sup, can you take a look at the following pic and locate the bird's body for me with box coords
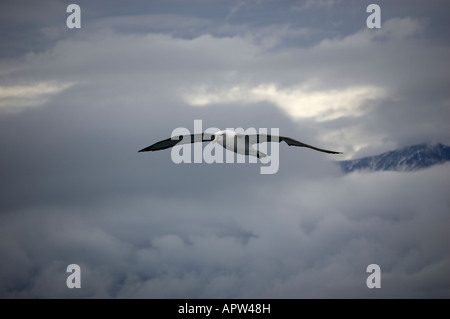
[213,130,266,158]
[138,129,342,157]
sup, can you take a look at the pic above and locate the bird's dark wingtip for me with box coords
[138,147,151,152]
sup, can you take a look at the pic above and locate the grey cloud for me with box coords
[1,164,449,298]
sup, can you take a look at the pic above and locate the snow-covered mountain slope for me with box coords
[338,143,450,173]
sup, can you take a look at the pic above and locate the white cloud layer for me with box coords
[0,82,74,112]
[185,83,386,121]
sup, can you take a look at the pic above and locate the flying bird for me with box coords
[138,130,342,158]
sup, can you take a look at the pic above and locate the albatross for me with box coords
[138,129,342,158]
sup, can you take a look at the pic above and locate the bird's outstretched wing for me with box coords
[242,134,343,154]
[138,133,214,152]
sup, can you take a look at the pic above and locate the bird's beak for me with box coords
[212,139,216,144]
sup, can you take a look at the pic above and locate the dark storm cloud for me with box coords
[0,0,449,298]
[6,13,449,155]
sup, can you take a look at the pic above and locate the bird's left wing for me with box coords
[138,133,214,152]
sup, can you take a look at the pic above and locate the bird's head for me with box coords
[212,131,223,144]
[212,130,235,144]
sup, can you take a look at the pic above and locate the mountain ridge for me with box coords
[338,143,450,173]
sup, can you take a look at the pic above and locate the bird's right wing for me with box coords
[242,134,343,154]
[278,136,343,154]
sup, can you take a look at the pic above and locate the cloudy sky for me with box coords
[0,0,449,298]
